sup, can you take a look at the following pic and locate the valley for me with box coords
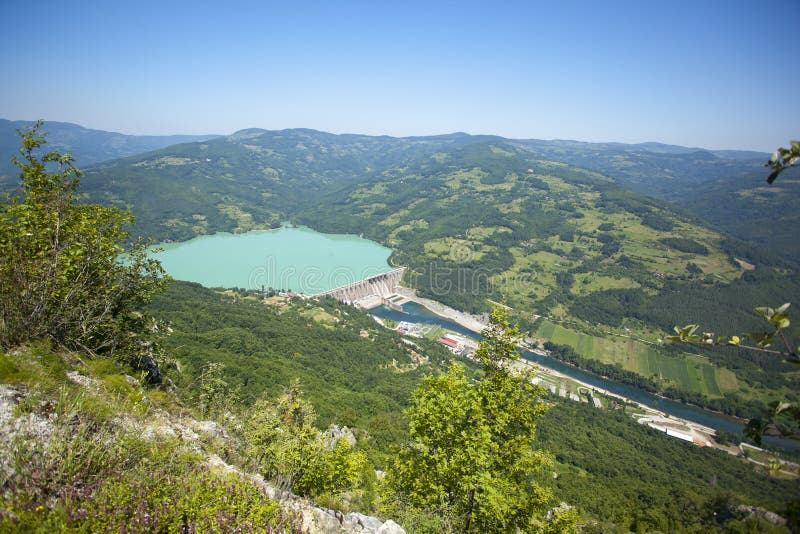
[371,294,800,453]
[3,123,796,420]
[3,4,798,531]
[2,121,798,532]
[143,281,799,531]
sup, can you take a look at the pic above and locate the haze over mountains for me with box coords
[0,119,219,180]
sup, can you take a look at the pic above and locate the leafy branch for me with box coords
[669,304,799,445]
[667,303,798,365]
[766,140,800,184]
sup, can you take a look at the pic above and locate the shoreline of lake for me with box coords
[150,226,394,293]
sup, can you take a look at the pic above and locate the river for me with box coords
[372,301,800,452]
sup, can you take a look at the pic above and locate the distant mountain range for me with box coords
[0,119,219,185]
[2,119,798,416]
[1,120,794,261]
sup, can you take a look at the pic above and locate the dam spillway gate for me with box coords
[314,268,405,309]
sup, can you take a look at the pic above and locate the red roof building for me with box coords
[437,337,459,348]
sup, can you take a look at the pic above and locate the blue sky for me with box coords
[0,0,797,150]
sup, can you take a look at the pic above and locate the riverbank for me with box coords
[391,289,727,448]
[373,286,800,456]
[394,287,488,333]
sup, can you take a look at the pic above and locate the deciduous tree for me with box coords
[389,306,567,532]
[245,381,367,498]
[0,121,166,371]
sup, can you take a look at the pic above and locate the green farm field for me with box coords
[534,319,736,397]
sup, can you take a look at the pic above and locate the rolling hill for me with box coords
[292,139,800,414]
[14,123,799,415]
[510,137,800,261]
[0,119,219,190]
[50,124,798,262]
[76,129,487,241]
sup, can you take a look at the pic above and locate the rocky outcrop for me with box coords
[0,384,56,446]
[207,454,404,534]
[2,374,404,534]
[325,424,357,448]
[729,504,786,527]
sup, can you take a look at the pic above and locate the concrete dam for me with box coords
[314,268,405,308]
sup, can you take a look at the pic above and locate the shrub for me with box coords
[0,122,167,374]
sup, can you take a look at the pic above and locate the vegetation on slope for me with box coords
[62,125,800,414]
[510,138,800,262]
[387,307,571,533]
[537,400,799,533]
[3,282,795,531]
[147,281,454,455]
[297,142,741,314]
[0,343,298,532]
[295,140,798,413]
[0,119,218,188]
[147,281,799,532]
[0,121,168,376]
[76,129,484,241]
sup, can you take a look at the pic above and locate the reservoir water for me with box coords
[372,301,800,452]
[152,226,393,293]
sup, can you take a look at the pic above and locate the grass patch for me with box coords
[537,320,556,339]
[703,364,722,397]
[423,237,487,262]
[717,368,739,393]
[465,225,512,240]
[572,274,641,295]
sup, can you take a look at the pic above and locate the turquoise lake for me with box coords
[152,227,393,293]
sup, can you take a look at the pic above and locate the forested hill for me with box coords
[74,128,488,241]
[6,121,791,260]
[511,137,767,196]
[0,119,219,189]
[509,138,800,262]
[53,123,797,261]
[146,282,800,533]
[17,123,800,415]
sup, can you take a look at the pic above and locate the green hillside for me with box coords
[146,281,455,453]
[47,127,800,414]
[0,119,219,188]
[5,282,797,532]
[77,129,481,241]
[7,122,797,261]
[295,140,800,413]
[534,318,736,399]
[297,141,744,316]
[510,138,800,262]
[151,282,800,531]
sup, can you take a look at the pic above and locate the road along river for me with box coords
[372,299,800,453]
